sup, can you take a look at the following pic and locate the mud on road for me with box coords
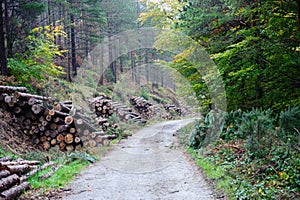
[62,119,214,200]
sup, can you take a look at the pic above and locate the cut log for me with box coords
[59,142,66,150]
[45,115,52,122]
[38,164,63,181]
[69,127,76,134]
[54,110,69,117]
[57,125,67,133]
[65,116,73,125]
[50,123,58,130]
[0,181,31,199]
[74,137,81,144]
[0,171,10,179]
[13,107,22,114]
[0,86,28,92]
[0,174,20,193]
[20,162,55,182]
[88,140,97,148]
[0,161,40,167]
[43,141,51,150]
[56,134,64,143]
[0,157,12,162]
[50,139,57,146]
[65,145,74,151]
[31,104,43,115]
[28,98,43,106]
[16,92,54,101]
[65,134,74,144]
[7,164,31,175]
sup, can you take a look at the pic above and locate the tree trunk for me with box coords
[131,51,136,82]
[145,49,149,83]
[70,12,77,76]
[297,0,300,32]
[0,0,8,75]
[119,55,124,73]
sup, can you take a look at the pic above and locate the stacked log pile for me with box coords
[91,95,146,124]
[111,102,146,124]
[0,86,82,151]
[0,85,117,151]
[129,96,158,120]
[92,96,114,119]
[163,104,182,116]
[0,156,58,199]
[0,109,34,155]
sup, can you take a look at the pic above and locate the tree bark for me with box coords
[0,174,20,193]
[297,0,300,32]
[70,12,77,76]
[0,0,8,76]
[0,181,30,199]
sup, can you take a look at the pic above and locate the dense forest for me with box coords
[0,0,300,199]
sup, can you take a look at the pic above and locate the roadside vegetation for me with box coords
[179,107,300,199]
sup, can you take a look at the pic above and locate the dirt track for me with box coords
[62,119,213,200]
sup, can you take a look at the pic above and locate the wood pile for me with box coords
[91,95,146,123]
[0,86,83,151]
[0,156,59,200]
[0,86,124,151]
[111,102,146,124]
[129,96,158,120]
[91,95,114,119]
[163,104,182,116]
[0,109,35,155]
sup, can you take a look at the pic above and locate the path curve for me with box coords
[62,119,213,200]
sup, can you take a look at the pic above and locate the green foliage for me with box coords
[29,160,89,189]
[220,109,244,141]
[140,87,150,100]
[279,106,300,133]
[185,148,235,198]
[240,109,275,158]
[67,152,96,163]
[142,0,300,112]
[186,107,300,199]
[8,26,65,91]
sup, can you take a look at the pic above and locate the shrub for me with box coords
[140,88,150,100]
[279,106,300,133]
[238,109,275,158]
[220,109,244,141]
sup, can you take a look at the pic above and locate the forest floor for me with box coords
[59,119,214,200]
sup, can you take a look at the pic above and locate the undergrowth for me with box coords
[183,106,300,199]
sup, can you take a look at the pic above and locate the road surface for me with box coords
[62,119,214,200]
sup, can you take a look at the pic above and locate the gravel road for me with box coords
[62,119,214,200]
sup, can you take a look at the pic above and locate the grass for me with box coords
[177,123,235,199]
[186,148,235,198]
[28,160,89,190]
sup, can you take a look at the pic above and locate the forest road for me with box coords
[62,119,214,200]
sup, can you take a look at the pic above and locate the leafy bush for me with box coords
[8,25,65,91]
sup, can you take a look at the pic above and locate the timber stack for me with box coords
[163,104,182,116]
[129,96,158,120]
[0,156,58,199]
[91,95,114,119]
[0,85,117,151]
[110,102,146,124]
[91,95,146,124]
